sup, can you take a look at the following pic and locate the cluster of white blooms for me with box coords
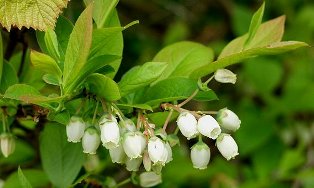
[65,113,173,176]
[176,108,241,169]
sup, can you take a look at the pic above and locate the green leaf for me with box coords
[116,103,153,112]
[0,62,18,93]
[0,0,69,31]
[89,27,123,78]
[30,51,62,79]
[47,110,70,125]
[4,84,60,109]
[55,16,74,63]
[44,29,61,61]
[118,62,168,96]
[191,41,308,79]
[18,167,33,188]
[0,32,3,84]
[84,0,119,28]
[40,123,85,188]
[244,2,265,48]
[4,169,49,188]
[42,74,60,86]
[140,77,218,106]
[152,41,214,81]
[85,73,121,101]
[63,4,93,94]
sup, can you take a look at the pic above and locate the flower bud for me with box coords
[0,133,15,158]
[82,127,100,154]
[176,112,198,140]
[66,116,86,143]
[99,113,117,125]
[190,141,210,169]
[100,120,120,149]
[119,118,136,134]
[84,155,100,172]
[217,108,241,132]
[109,145,126,164]
[143,150,152,171]
[214,69,237,84]
[125,157,142,171]
[139,172,162,188]
[123,131,146,159]
[197,115,221,139]
[148,137,168,165]
[165,142,173,164]
[216,134,239,160]
[167,134,180,147]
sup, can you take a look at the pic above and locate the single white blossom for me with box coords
[214,69,237,84]
[66,116,86,143]
[176,112,198,139]
[100,120,120,149]
[216,134,239,160]
[0,133,15,158]
[82,127,101,154]
[197,115,221,139]
[139,172,162,188]
[190,141,210,169]
[122,131,146,159]
[125,157,142,171]
[217,108,241,132]
[109,145,126,164]
[148,137,168,165]
[99,113,117,125]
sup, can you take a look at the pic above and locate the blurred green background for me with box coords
[1,0,314,187]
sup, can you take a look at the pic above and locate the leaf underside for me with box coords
[0,0,69,31]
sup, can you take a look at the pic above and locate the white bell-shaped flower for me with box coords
[139,172,162,188]
[217,108,241,132]
[66,116,86,143]
[109,145,126,164]
[216,134,239,160]
[0,133,15,158]
[125,157,142,171]
[120,118,137,134]
[82,127,101,154]
[165,142,173,164]
[214,69,237,84]
[197,115,221,139]
[176,111,198,139]
[190,141,210,169]
[122,131,146,159]
[100,120,120,149]
[148,137,168,165]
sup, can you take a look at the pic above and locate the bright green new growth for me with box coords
[0,0,69,31]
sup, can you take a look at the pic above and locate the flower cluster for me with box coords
[177,108,241,169]
[65,113,173,175]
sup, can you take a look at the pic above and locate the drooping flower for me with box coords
[197,115,221,139]
[217,108,241,132]
[147,137,168,165]
[216,134,239,160]
[100,120,120,149]
[120,118,137,134]
[109,145,126,164]
[176,112,198,139]
[165,142,173,164]
[190,141,210,170]
[66,116,86,143]
[82,127,101,154]
[122,131,146,159]
[125,157,142,171]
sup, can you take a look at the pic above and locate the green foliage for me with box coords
[39,123,85,188]
[17,167,33,188]
[4,169,49,188]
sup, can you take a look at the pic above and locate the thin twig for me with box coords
[178,89,199,107]
[163,109,173,131]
